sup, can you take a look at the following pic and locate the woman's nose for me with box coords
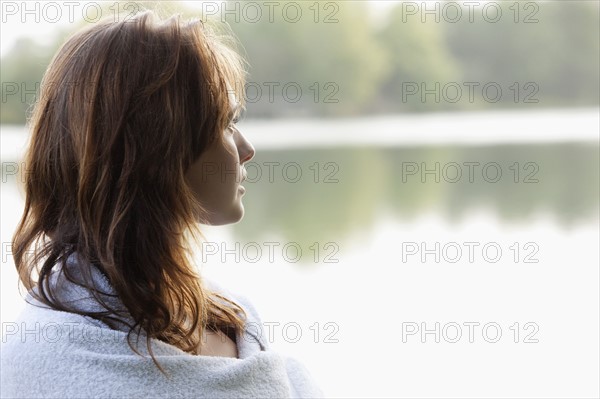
[237,130,255,164]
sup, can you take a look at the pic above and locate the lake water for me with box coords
[1,110,598,397]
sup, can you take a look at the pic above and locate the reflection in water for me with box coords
[234,143,599,250]
[3,134,597,261]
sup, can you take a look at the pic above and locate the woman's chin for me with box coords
[229,204,245,224]
[203,204,245,226]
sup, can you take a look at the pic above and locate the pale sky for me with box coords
[0,1,396,57]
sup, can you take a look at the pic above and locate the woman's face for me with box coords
[185,94,255,225]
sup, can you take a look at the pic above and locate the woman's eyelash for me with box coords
[232,108,245,124]
[227,120,238,133]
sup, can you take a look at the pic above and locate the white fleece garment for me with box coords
[0,254,324,398]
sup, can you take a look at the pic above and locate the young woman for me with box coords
[1,11,323,398]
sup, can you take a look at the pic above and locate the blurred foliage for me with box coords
[443,1,600,109]
[229,1,388,117]
[376,6,463,112]
[1,0,599,123]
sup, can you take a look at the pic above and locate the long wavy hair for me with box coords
[11,10,248,373]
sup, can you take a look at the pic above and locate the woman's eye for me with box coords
[228,117,240,131]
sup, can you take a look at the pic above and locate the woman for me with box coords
[1,10,323,399]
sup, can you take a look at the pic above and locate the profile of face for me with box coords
[185,92,255,226]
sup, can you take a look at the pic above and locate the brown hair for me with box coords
[11,10,248,373]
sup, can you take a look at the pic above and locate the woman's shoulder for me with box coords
[202,277,272,354]
[1,297,181,398]
[1,284,325,398]
[203,278,262,319]
[0,299,104,397]
[202,278,325,397]
[1,295,129,360]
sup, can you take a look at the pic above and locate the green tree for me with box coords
[377,3,463,113]
[444,1,600,108]
[229,1,388,117]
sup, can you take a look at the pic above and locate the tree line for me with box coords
[1,0,598,124]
